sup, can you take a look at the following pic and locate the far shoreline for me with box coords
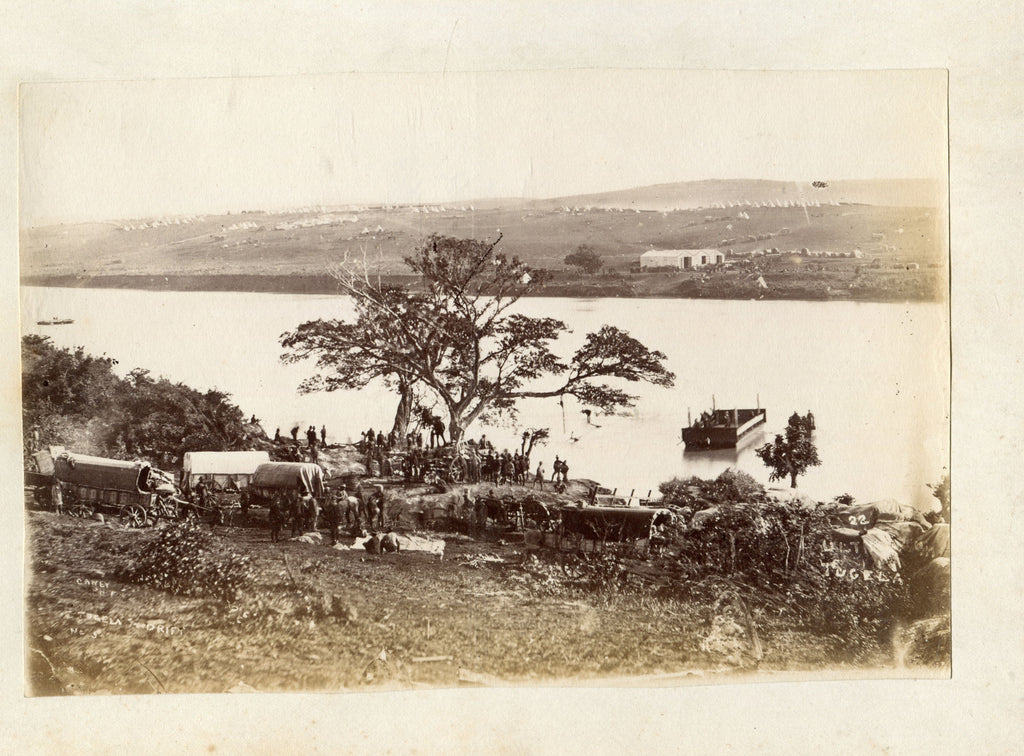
[19,274,944,304]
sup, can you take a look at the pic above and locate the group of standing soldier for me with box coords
[551,455,569,484]
[272,424,327,462]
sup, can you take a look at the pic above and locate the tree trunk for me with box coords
[790,471,798,488]
[390,380,413,437]
[448,418,465,448]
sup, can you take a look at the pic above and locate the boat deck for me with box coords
[682,408,766,450]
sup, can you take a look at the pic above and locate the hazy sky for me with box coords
[19,69,947,226]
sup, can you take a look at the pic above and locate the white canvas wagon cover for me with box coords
[183,450,270,486]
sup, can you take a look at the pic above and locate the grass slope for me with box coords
[21,181,945,296]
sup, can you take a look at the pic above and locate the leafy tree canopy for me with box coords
[282,234,674,443]
[22,335,251,465]
[755,411,821,488]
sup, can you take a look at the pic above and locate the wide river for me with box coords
[21,287,949,509]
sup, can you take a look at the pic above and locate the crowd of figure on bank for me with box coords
[265,414,576,492]
[354,426,571,490]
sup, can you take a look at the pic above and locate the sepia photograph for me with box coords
[18,69,950,697]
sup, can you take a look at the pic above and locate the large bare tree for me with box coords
[282,234,675,444]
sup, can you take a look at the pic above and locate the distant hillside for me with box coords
[20,179,946,287]
[541,178,943,212]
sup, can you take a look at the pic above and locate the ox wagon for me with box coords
[181,450,270,494]
[247,462,328,534]
[248,462,325,502]
[556,506,673,554]
[52,452,181,526]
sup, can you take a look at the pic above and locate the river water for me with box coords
[21,287,948,508]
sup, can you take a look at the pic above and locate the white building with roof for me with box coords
[640,248,723,270]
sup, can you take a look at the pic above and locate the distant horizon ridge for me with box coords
[25,177,943,229]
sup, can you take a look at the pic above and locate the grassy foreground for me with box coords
[25,492,945,696]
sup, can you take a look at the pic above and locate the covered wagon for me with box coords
[557,505,673,553]
[182,450,270,493]
[52,452,179,526]
[248,462,325,505]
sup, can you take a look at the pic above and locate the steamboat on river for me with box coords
[682,402,768,451]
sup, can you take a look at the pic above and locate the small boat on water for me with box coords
[37,318,74,326]
[682,402,767,450]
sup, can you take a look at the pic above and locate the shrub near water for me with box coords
[117,522,253,601]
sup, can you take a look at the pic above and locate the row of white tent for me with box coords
[120,215,205,232]
[411,205,474,213]
[274,214,360,231]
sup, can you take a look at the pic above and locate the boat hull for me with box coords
[682,408,766,450]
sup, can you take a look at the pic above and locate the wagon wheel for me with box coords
[445,458,465,483]
[120,503,148,528]
[64,494,94,518]
[149,498,174,523]
[68,501,95,518]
